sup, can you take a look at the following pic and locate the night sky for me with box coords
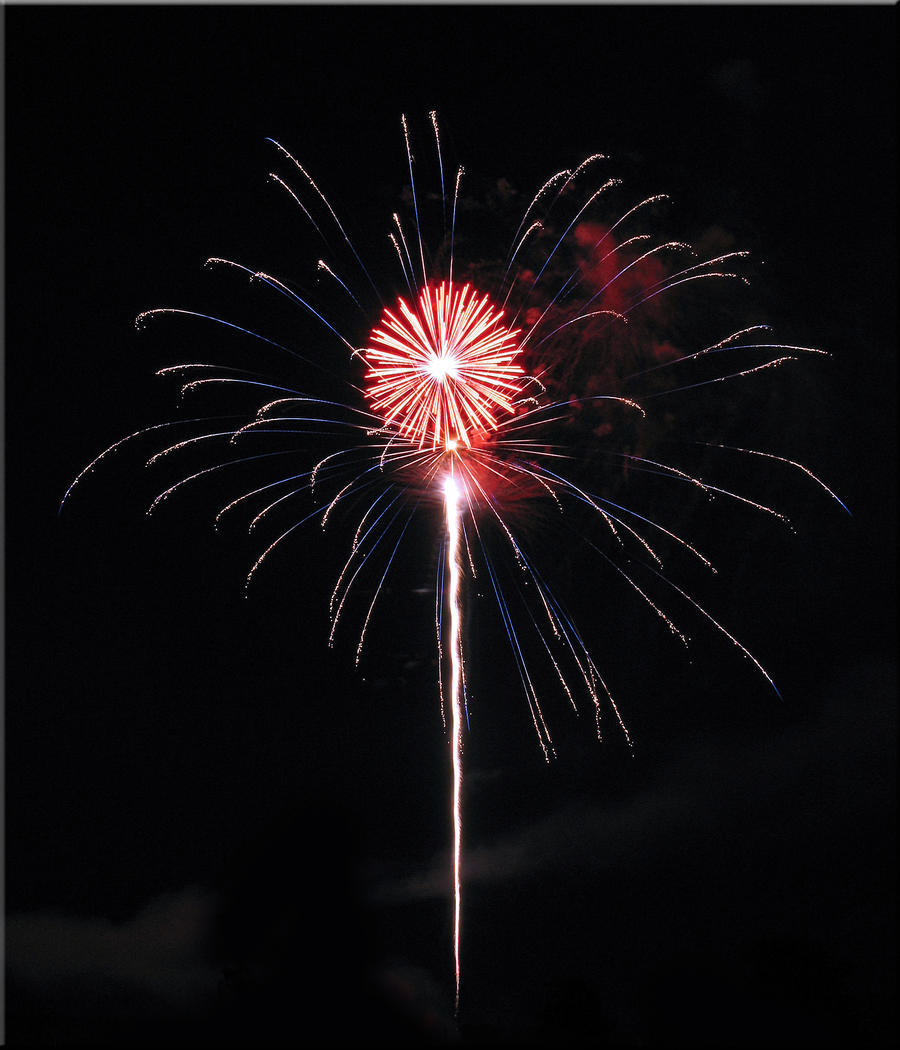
[5,4,897,1047]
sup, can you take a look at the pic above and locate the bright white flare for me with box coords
[427,353,460,382]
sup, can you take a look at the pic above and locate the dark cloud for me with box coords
[6,886,220,1009]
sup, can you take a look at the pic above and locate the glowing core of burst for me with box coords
[427,353,460,382]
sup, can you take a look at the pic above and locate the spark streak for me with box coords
[444,473,464,1012]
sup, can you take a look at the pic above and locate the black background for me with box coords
[5,4,897,1046]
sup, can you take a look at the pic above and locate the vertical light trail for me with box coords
[444,473,464,1012]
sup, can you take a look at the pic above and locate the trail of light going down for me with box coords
[444,473,464,1012]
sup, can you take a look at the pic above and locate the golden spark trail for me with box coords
[444,473,464,1012]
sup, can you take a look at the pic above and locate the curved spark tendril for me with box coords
[64,114,847,1013]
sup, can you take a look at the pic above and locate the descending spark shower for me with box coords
[64,114,847,1011]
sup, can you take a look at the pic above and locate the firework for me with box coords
[444,474,464,1009]
[363,281,525,450]
[63,113,847,1010]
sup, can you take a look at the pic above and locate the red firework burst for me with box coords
[361,280,526,449]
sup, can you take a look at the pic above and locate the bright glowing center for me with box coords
[427,353,460,382]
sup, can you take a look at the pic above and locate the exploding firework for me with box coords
[363,281,526,450]
[63,113,847,1010]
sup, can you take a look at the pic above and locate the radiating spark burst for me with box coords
[62,113,848,1013]
[362,281,525,450]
